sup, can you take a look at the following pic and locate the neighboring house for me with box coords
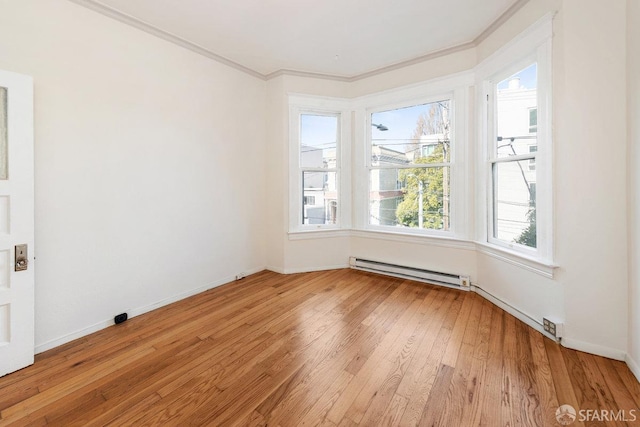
[370,133,448,229]
[408,133,446,162]
[495,76,538,243]
[369,145,408,226]
[301,146,337,224]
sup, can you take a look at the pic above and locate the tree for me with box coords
[395,103,450,230]
[514,207,536,247]
[406,102,448,151]
[396,147,446,229]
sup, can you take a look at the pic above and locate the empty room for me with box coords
[0,0,639,425]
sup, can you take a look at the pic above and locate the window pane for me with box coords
[300,114,337,168]
[302,171,337,225]
[496,63,537,159]
[371,100,451,166]
[0,87,7,180]
[369,167,403,226]
[493,160,536,248]
[369,166,450,231]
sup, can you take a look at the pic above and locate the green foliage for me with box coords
[514,207,536,248]
[394,103,450,230]
[395,145,447,229]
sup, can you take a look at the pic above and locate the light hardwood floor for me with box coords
[0,269,639,426]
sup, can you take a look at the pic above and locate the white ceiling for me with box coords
[77,0,523,79]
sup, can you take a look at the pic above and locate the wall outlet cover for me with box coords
[114,313,128,324]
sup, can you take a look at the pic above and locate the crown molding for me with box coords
[265,69,351,82]
[265,40,476,83]
[473,0,532,45]
[67,0,531,83]
[66,0,265,80]
[350,41,476,82]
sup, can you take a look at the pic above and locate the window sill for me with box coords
[288,229,352,240]
[475,241,557,278]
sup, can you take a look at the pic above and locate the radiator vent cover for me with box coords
[349,257,469,290]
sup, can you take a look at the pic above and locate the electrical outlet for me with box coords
[114,313,128,325]
[543,317,563,338]
[460,276,470,288]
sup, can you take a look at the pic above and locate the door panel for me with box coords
[0,69,35,378]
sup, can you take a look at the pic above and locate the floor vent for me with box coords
[349,257,470,290]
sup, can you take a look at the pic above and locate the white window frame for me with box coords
[352,73,472,240]
[365,94,456,237]
[475,14,553,264]
[288,95,351,233]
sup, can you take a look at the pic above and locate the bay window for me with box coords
[286,16,553,275]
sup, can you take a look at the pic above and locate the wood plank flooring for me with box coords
[1,269,639,426]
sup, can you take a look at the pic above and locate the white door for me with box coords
[0,69,35,377]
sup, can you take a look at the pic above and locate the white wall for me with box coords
[0,0,267,351]
[265,76,287,272]
[553,0,628,357]
[627,0,640,379]
[351,236,476,281]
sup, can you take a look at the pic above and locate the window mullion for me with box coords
[489,154,536,164]
[371,162,451,170]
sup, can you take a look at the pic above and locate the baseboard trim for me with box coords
[625,354,640,383]
[472,283,626,361]
[472,285,624,362]
[36,318,112,355]
[560,337,626,361]
[35,266,265,354]
[265,265,285,274]
[471,284,559,343]
[281,264,349,274]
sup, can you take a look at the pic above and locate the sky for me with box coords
[300,114,337,149]
[497,62,537,90]
[371,102,444,145]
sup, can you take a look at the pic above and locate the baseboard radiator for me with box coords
[349,257,470,290]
